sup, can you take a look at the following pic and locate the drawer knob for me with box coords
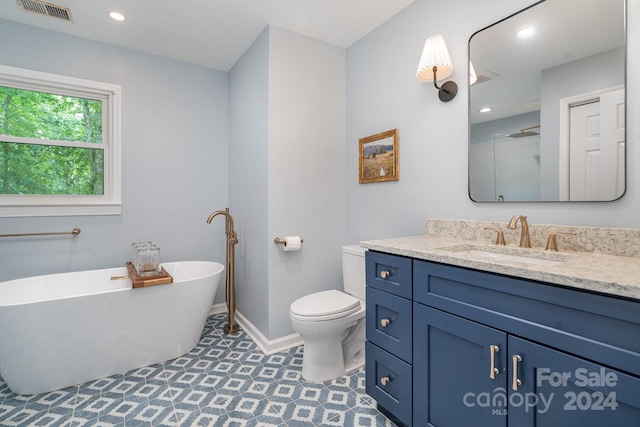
[380,270,390,279]
[380,376,390,386]
[380,318,390,327]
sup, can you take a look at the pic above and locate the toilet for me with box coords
[289,245,367,382]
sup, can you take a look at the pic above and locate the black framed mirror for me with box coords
[469,0,626,202]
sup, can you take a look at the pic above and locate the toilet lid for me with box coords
[290,289,361,320]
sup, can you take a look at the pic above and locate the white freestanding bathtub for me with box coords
[0,261,224,395]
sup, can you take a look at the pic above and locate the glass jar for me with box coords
[131,239,150,264]
[135,244,161,277]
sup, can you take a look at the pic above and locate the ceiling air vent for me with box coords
[16,0,73,22]
[474,69,499,85]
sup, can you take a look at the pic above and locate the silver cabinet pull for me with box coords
[489,345,500,379]
[380,318,390,327]
[380,270,390,279]
[512,355,523,390]
[380,376,390,386]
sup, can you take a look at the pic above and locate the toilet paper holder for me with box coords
[274,236,304,246]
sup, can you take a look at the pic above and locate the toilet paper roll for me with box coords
[282,236,302,252]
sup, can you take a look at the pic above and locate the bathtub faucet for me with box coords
[207,208,239,334]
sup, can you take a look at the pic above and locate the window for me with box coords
[0,65,121,217]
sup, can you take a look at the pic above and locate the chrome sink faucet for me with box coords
[507,215,531,248]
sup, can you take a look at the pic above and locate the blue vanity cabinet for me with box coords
[507,336,640,426]
[365,251,413,426]
[365,251,640,426]
[413,305,640,426]
[412,259,640,427]
[413,304,508,427]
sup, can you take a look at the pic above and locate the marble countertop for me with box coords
[361,234,640,301]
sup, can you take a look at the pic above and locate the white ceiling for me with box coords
[0,0,415,71]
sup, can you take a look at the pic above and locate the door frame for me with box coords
[558,84,624,201]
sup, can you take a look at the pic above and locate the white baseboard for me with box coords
[209,303,227,315]
[208,305,303,355]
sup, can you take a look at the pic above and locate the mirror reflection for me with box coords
[469,0,625,202]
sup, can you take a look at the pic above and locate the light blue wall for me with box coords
[229,26,346,339]
[0,19,231,306]
[346,0,640,244]
[267,27,346,339]
[470,111,541,145]
[229,28,270,336]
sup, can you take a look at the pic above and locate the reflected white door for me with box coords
[569,88,625,200]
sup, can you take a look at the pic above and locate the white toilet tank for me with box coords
[341,245,367,300]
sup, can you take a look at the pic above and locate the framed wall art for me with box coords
[359,129,399,184]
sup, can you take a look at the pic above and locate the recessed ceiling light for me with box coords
[479,107,493,113]
[108,11,126,22]
[516,27,535,39]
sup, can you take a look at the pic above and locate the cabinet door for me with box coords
[508,336,640,426]
[413,304,507,427]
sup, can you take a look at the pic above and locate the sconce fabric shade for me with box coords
[416,34,454,82]
[469,61,478,85]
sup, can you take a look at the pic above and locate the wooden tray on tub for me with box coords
[126,262,173,288]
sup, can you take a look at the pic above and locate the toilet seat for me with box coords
[290,289,361,322]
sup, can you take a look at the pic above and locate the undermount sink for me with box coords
[438,244,572,267]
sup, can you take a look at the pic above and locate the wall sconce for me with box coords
[416,34,458,102]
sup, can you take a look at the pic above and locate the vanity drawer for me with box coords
[365,341,412,427]
[366,251,412,299]
[366,287,412,363]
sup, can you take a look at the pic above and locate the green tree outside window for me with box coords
[0,86,104,196]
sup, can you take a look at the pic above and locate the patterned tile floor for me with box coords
[0,313,396,427]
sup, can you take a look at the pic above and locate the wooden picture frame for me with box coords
[359,129,399,183]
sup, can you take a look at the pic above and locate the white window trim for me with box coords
[0,65,121,217]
